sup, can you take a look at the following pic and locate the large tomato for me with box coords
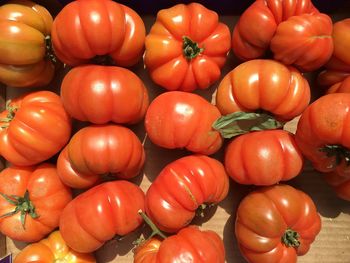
[59,180,145,253]
[236,184,321,263]
[13,230,95,263]
[215,59,310,121]
[51,0,145,67]
[144,3,231,92]
[145,155,229,233]
[0,164,72,242]
[0,0,55,87]
[324,170,350,201]
[295,93,350,174]
[0,91,71,166]
[144,91,223,155]
[57,124,145,189]
[134,226,225,263]
[61,65,149,124]
[225,130,303,185]
[232,0,333,71]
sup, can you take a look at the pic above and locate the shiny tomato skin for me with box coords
[59,180,145,253]
[57,124,145,189]
[144,3,231,92]
[51,0,145,67]
[134,226,225,263]
[236,184,321,263]
[145,155,229,233]
[14,230,96,263]
[0,91,72,166]
[0,0,55,87]
[0,164,72,242]
[330,18,350,67]
[295,93,350,173]
[225,130,303,185]
[215,59,310,121]
[61,65,149,124]
[144,91,223,155]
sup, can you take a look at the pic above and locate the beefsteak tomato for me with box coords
[0,163,72,242]
[59,180,145,253]
[0,0,55,87]
[57,124,145,189]
[145,155,229,233]
[0,90,71,166]
[236,184,321,263]
[61,65,149,124]
[225,130,303,185]
[324,170,350,201]
[144,3,231,92]
[14,230,95,263]
[51,0,145,67]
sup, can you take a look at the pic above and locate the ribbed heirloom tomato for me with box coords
[51,0,145,67]
[145,155,229,233]
[61,65,149,124]
[59,180,145,253]
[324,170,350,201]
[144,2,231,92]
[134,226,225,263]
[0,0,55,87]
[0,164,72,242]
[14,231,96,263]
[57,124,145,189]
[236,184,321,263]
[0,90,71,166]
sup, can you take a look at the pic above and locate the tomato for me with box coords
[0,163,72,242]
[0,91,71,166]
[61,65,149,124]
[51,0,145,67]
[232,0,333,71]
[59,180,145,253]
[144,91,223,155]
[13,230,95,263]
[225,130,303,185]
[215,59,310,121]
[324,170,350,201]
[57,124,145,189]
[134,226,225,263]
[236,184,321,263]
[328,18,350,68]
[0,0,55,87]
[295,93,350,174]
[144,3,231,92]
[145,155,229,233]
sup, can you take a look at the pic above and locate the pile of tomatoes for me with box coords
[0,0,350,262]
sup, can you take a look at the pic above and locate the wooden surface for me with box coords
[1,10,350,263]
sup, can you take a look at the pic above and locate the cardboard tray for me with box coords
[1,1,350,262]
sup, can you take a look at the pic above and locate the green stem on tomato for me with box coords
[138,210,167,240]
[281,228,300,248]
[0,100,17,128]
[319,144,350,167]
[182,36,204,60]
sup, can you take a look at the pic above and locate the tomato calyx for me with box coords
[182,36,204,60]
[0,100,18,129]
[195,203,214,218]
[282,228,300,248]
[45,36,58,64]
[212,111,285,139]
[0,190,39,229]
[320,144,350,167]
[91,55,116,66]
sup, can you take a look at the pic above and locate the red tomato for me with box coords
[324,170,350,201]
[134,226,225,263]
[225,130,303,185]
[145,155,229,233]
[61,65,149,124]
[57,124,145,189]
[0,91,71,166]
[232,0,333,71]
[59,180,145,253]
[144,3,231,92]
[295,93,350,174]
[236,184,321,263]
[14,230,95,263]
[144,91,223,155]
[51,0,145,67]
[0,0,55,87]
[215,59,310,121]
[0,163,72,242]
